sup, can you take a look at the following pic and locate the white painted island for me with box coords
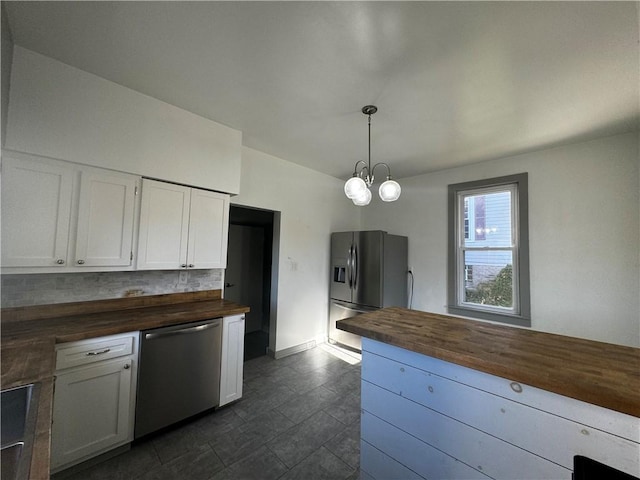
[337,308,640,480]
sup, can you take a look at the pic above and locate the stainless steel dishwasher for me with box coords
[134,318,222,439]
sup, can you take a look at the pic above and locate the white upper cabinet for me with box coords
[1,154,75,267]
[137,180,190,270]
[75,168,138,267]
[137,179,229,270]
[1,151,140,272]
[187,188,230,269]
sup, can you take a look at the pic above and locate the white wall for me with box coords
[5,47,242,194]
[363,132,640,347]
[233,146,360,354]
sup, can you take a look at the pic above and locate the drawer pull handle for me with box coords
[124,364,131,370]
[86,348,111,356]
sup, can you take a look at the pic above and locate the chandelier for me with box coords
[344,105,401,206]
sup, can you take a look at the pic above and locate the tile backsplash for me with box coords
[1,269,224,308]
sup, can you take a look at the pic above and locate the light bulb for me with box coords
[344,177,367,199]
[379,179,401,202]
[352,187,372,206]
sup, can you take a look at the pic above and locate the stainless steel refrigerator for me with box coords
[329,230,408,351]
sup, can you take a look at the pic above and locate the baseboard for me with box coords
[271,339,317,359]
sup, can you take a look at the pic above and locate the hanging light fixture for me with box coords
[344,105,401,206]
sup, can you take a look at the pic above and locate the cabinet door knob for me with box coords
[56,259,65,265]
[77,259,85,265]
[188,264,194,268]
[181,264,187,268]
[124,364,130,370]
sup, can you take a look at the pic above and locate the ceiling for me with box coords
[4,1,639,180]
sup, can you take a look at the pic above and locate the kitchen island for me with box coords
[337,307,640,480]
[1,290,249,480]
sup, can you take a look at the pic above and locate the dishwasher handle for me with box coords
[144,321,220,340]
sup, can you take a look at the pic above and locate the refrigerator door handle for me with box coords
[353,243,359,290]
[347,244,353,288]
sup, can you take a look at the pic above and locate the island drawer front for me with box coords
[55,332,136,370]
[361,381,571,479]
[362,350,640,476]
[361,410,490,480]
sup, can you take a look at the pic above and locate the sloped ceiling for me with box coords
[4,1,639,180]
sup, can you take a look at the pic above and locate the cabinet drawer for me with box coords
[56,333,136,370]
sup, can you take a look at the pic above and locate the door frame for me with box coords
[226,204,280,357]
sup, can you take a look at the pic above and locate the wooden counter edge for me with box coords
[30,378,53,480]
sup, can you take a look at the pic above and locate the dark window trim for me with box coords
[447,173,531,327]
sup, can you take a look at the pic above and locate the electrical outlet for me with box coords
[287,257,298,271]
[179,271,188,285]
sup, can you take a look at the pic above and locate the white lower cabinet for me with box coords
[51,332,139,473]
[219,314,245,406]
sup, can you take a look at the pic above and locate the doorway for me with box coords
[225,205,276,360]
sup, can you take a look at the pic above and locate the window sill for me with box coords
[447,305,531,327]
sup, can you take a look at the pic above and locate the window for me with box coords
[448,173,530,326]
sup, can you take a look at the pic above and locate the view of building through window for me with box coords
[461,190,513,309]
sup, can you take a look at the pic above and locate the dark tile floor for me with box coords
[56,344,362,480]
[244,330,270,361]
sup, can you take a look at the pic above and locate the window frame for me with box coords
[457,184,519,315]
[447,173,531,327]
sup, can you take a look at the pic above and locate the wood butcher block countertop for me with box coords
[1,290,249,480]
[337,307,640,418]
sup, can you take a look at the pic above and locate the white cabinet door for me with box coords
[1,151,141,272]
[136,179,190,269]
[219,314,245,406]
[75,168,138,267]
[51,357,134,471]
[187,188,230,269]
[1,154,74,267]
[137,178,230,270]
